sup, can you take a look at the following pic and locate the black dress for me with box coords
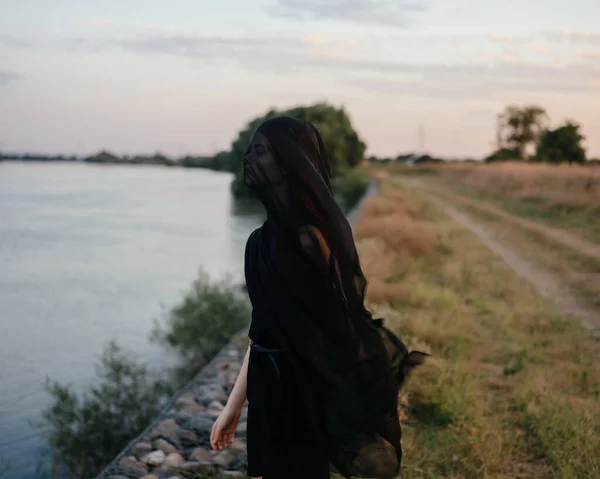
[246,221,330,479]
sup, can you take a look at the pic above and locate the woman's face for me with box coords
[243,131,287,188]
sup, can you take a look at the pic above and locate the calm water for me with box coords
[0,161,264,478]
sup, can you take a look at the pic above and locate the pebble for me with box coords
[131,442,153,459]
[189,447,212,462]
[181,414,215,435]
[152,438,178,455]
[118,456,148,477]
[180,461,217,474]
[179,429,198,446]
[208,400,225,411]
[163,452,184,469]
[141,450,165,467]
[150,419,181,448]
[212,449,237,468]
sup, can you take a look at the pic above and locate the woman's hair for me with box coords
[250,116,369,319]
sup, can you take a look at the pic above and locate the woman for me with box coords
[210,117,425,479]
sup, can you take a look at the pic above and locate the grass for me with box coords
[454,199,600,309]
[392,162,600,243]
[352,173,600,478]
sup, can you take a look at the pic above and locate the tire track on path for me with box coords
[404,178,600,331]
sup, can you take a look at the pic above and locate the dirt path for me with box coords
[403,178,600,330]
[421,179,600,261]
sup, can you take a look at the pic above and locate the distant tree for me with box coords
[84,151,122,164]
[484,147,520,163]
[498,105,548,160]
[534,121,587,164]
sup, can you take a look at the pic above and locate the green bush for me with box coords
[151,268,251,368]
[41,341,174,479]
[334,166,370,212]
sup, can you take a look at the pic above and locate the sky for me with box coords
[1,0,599,159]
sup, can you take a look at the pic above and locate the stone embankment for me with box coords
[95,181,377,479]
[96,333,250,479]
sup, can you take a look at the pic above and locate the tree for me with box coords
[228,102,367,196]
[498,105,548,160]
[484,147,519,163]
[534,120,587,164]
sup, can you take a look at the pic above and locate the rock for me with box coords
[142,450,166,467]
[163,452,184,469]
[118,456,148,477]
[152,438,178,455]
[222,472,248,478]
[189,446,211,462]
[236,420,247,435]
[197,385,228,405]
[182,414,214,435]
[140,475,160,479]
[132,442,153,459]
[180,461,217,474]
[181,401,205,416]
[206,408,222,418]
[150,419,181,448]
[208,400,225,411]
[179,428,199,446]
[212,449,237,468]
[107,476,130,479]
[175,393,197,407]
[229,438,246,452]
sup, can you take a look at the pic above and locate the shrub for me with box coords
[151,268,251,369]
[41,341,174,479]
[334,166,370,211]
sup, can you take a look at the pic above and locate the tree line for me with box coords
[365,105,597,166]
[487,105,595,164]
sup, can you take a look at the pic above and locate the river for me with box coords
[0,161,264,479]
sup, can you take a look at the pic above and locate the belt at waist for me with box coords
[249,339,284,354]
[249,340,284,383]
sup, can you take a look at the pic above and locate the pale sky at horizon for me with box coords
[1,0,599,159]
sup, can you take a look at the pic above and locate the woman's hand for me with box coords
[210,404,243,450]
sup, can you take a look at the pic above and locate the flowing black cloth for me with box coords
[243,117,403,478]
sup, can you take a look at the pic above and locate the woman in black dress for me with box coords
[210,117,426,479]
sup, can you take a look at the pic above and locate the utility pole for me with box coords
[418,124,425,154]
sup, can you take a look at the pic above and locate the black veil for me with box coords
[243,117,404,478]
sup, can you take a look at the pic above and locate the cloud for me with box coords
[545,30,600,45]
[0,35,31,48]
[58,29,600,100]
[580,48,600,60]
[269,0,427,26]
[0,70,23,86]
[529,42,552,54]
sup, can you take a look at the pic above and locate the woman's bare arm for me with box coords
[210,345,250,450]
[226,344,250,412]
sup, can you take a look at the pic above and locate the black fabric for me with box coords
[246,346,329,479]
[243,117,403,479]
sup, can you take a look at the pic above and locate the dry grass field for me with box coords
[350,175,600,479]
[393,162,600,243]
